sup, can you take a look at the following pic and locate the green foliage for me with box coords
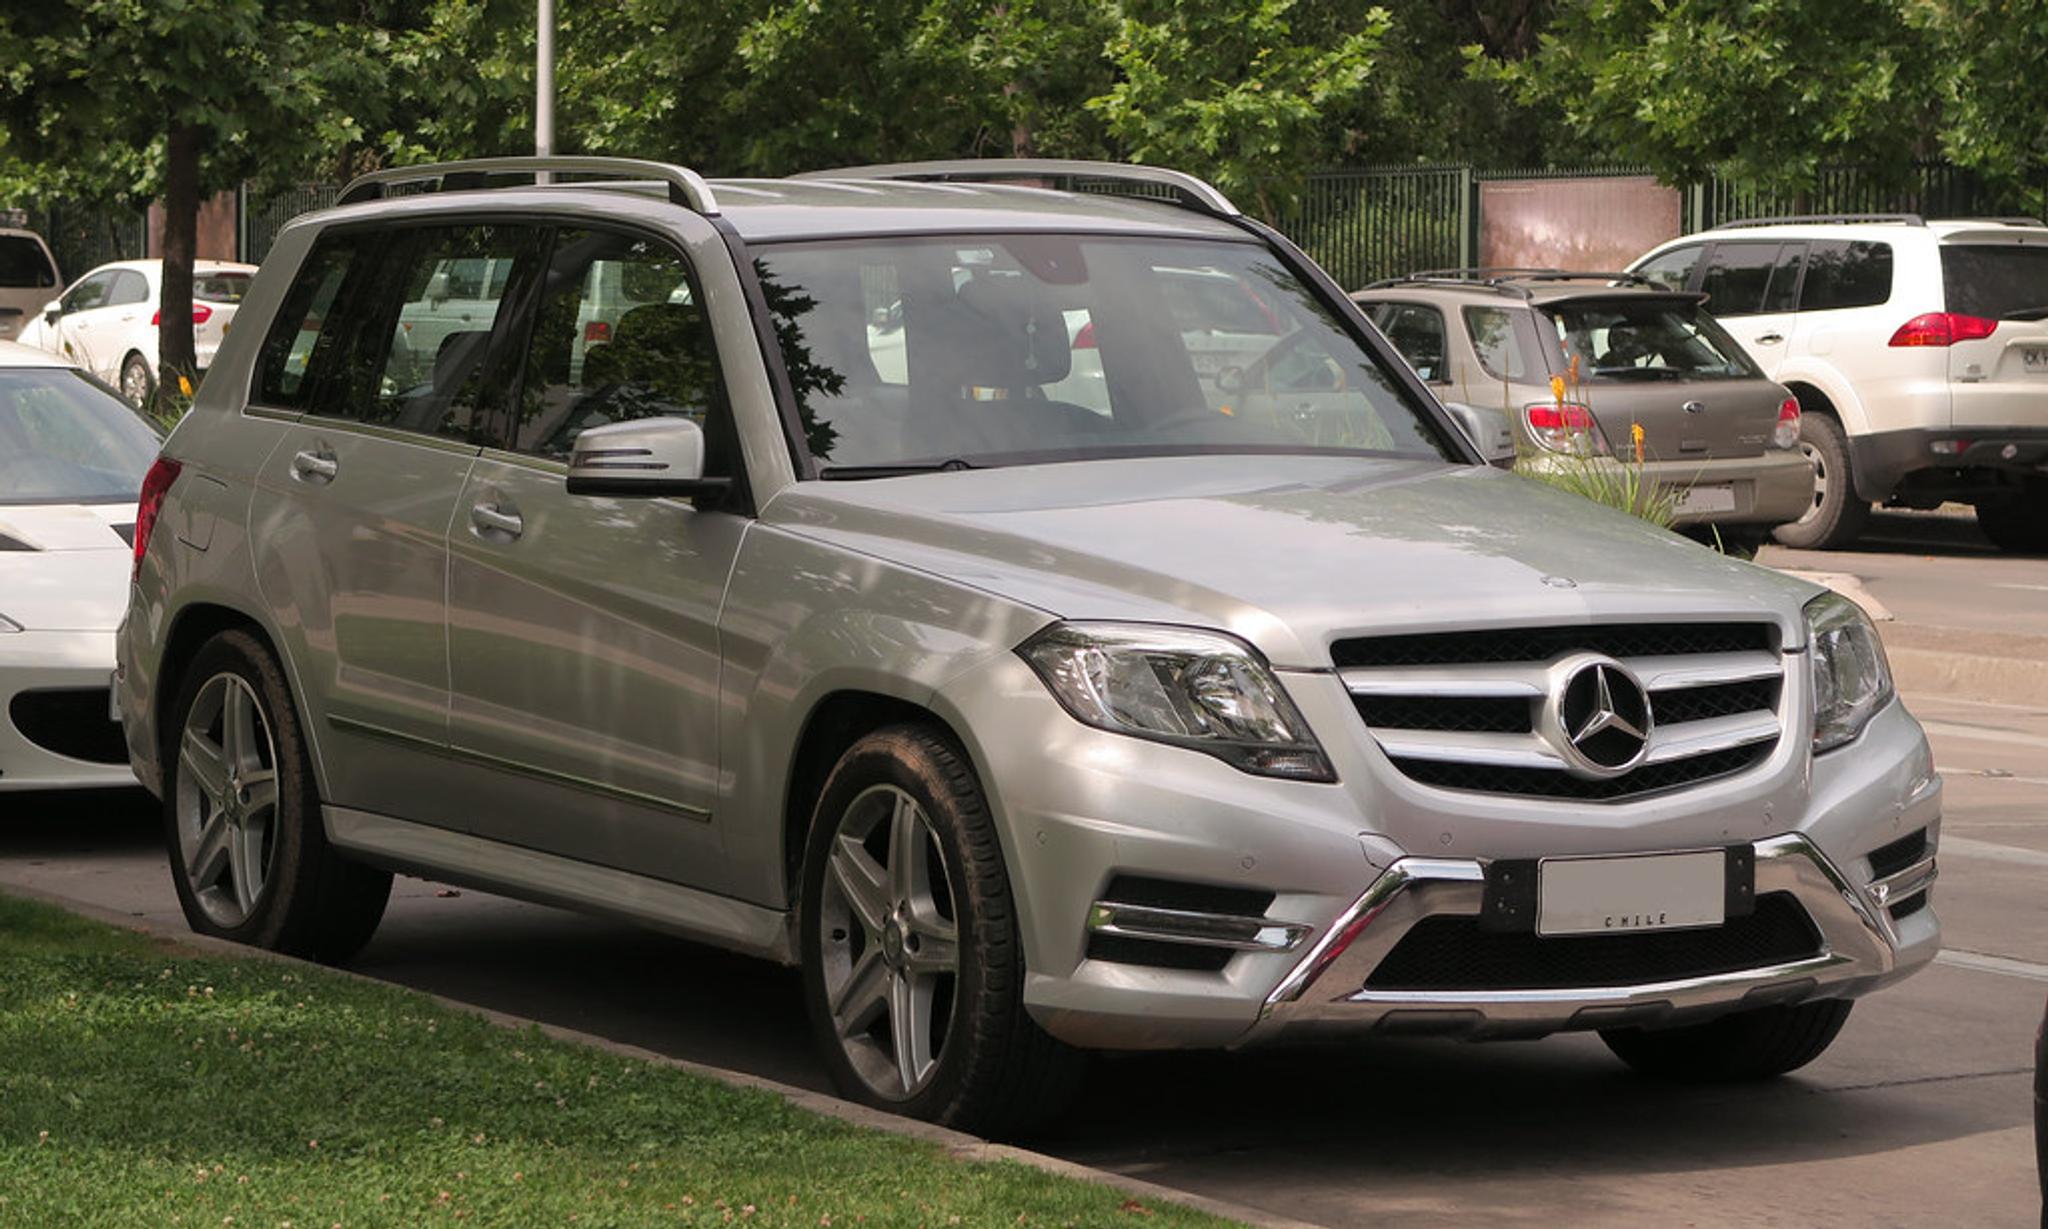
[1923,0,2048,195]
[1489,0,1943,197]
[1088,0,1391,214]
[1517,453,1681,529]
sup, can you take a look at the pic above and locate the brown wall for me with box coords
[146,190,238,262]
[1479,176,1681,272]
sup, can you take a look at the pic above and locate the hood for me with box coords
[761,456,1820,668]
[0,502,135,632]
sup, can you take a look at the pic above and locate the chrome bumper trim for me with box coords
[1248,833,1917,1042]
[1086,901,1309,952]
[1868,855,1937,907]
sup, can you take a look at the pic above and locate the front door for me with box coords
[444,223,744,887]
[53,270,117,373]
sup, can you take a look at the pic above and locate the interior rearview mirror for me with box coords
[1442,401,1518,469]
[565,417,730,499]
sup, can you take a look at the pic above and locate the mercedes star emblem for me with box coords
[1539,654,1654,779]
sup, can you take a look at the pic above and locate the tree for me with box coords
[1922,0,2048,202]
[1086,0,1391,215]
[0,2,398,410]
[1489,0,1942,197]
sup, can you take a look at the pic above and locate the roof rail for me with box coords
[1360,267,1654,298]
[1940,215,2048,228]
[793,159,1240,218]
[336,156,720,214]
[1709,213,1923,230]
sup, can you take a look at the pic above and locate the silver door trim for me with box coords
[324,804,791,963]
[325,712,712,822]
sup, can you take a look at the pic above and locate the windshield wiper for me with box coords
[817,458,981,480]
[2002,305,2048,321]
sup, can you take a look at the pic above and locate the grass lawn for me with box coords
[0,892,1238,1228]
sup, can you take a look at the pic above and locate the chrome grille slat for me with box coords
[1643,711,1781,764]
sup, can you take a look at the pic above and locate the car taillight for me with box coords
[132,457,182,581]
[584,320,611,342]
[1887,312,1997,347]
[149,305,214,327]
[1773,397,1801,449]
[1072,321,1097,349]
[1523,402,1610,456]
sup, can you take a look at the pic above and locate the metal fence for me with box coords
[5,200,149,283]
[239,184,342,265]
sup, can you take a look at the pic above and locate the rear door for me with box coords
[1697,241,1804,377]
[1937,235,2048,431]
[246,221,542,829]
[444,222,742,887]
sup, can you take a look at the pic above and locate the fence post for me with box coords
[236,183,249,263]
[1457,166,1474,269]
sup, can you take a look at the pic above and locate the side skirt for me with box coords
[324,805,796,965]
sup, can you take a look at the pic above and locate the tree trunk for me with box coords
[1004,82,1036,158]
[156,121,200,415]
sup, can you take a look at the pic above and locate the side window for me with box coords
[1760,243,1806,313]
[1800,241,1894,311]
[254,237,358,408]
[1368,302,1449,383]
[1634,245,1702,292]
[61,272,114,314]
[1462,305,1534,381]
[109,270,150,307]
[1696,243,1779,317]
[499,228,728,467]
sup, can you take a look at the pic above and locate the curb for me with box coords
[0,879,1326,1229]
[1881,622,2048,710]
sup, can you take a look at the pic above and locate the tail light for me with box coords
[132,457,183,581]
[1887,312,1996,347]
[1072,320,1097,349]
[1773,397,1801,449]
[1523,402,1610,456]
[149,304,214,327]
[584,320,611,343]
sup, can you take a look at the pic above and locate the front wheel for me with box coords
[1772,413,1870,550]
[799,724,1083,1136]
[119,352,155,409]
[163,628,391,963]
[1601,998,1853,1081]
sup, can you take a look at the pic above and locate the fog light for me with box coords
[1929,439,1968,456]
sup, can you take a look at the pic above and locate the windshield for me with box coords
[1545,299,1761,381]
[1940,245,2048,319]
[196,272,251,304]
[752,235,1457,473]
[0,368,163,504]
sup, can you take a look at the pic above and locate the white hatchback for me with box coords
[15,259,257,407]
[1632,215,2048,551]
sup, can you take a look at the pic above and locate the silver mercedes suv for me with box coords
[116,157,1941,1134]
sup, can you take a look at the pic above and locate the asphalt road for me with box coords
[3,521,2044,1228]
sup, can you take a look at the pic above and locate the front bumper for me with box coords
[0,628,136,791]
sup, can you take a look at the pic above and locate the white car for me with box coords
[0,226,61,346]
[1631,215,2048,552]
[16,258,257,407]
[0,340,161,791]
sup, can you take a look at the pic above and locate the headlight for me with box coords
[1017,622,1335,782]
[1806,592,1893,753]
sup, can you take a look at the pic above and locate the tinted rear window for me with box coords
[0,236,56,289]
[1800,241,1892,311]
[1941,245,2048,319]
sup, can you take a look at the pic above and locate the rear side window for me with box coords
[1462,305,1537,381]
[1367,301,1449,382]
[1633,245,1701,292]
[255,238,357,407]
[1940,245,2048,320]
[0,236,57,289]
[108,270,149,307]
[1760,243,1806,313]
[1697,243,1780,317]
[1800,241,1893,311]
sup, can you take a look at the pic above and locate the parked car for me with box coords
[1353,269,1813,534]
[0,225,61,345]
[1631,214,2048,552]
[15,258,257,407]
[120,157,1940,1135]
[0,340,161,792]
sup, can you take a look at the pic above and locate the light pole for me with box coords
[536,0,555,161]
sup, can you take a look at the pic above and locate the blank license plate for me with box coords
[1537,851,1725,936]
[1675,484,1736,515]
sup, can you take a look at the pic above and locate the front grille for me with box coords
[1868,828,1929,880]
[1338,621,1784,803]
[8,689,128,765]
[1333,622,1776,668]
[1364,892,1822,991]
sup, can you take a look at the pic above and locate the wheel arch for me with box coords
[154,599,328,800]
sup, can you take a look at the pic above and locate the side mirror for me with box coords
[43,305,60,326]
[424,270,450,306]
[565,416,730,498]
[1442,401,1518,469]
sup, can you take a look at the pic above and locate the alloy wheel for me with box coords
[173,672,281,927]
[121,360,151,408]
[816,784,961,1101]
[1792,440,1827,527]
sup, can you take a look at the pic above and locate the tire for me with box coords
[1771,413,1870,550]
[119,352,155,409]
[1601,998,1853,1082]
[161,628,391,963]
[1975,478,2048,554]
[799,723,1084,1136]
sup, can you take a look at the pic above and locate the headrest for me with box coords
[943,276,1072,388]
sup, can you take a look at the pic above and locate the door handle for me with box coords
[469,502,524,539]
[290,449,338,483]
[1753,332,1785,345]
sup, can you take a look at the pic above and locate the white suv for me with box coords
[1631,214,2048,551]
